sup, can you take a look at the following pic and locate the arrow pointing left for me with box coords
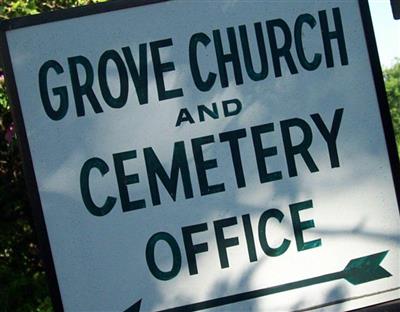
[124,250,392,312]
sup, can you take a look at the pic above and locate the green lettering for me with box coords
[182,223,208,275]
[146,232,181,281]
[39,60,68,121]
[266,19,299,77]
[294,14,322,71]
[189,33,217,92]
[113,150,146,212]
[80,157,116,216]
[68,55,103,117]
[150,38,183,101]
[98,49,128,108]
[319,8,348,68]
[258,209,291,256]
[144,142,193,206]
[289,199,322,251]
[280,117,318,177]
[192,135,225,196]
[213,28,243,88]
[214,217,239,269]
[251,123,282,183]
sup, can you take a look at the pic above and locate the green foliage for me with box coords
[0,2,105,312]
[0,1,39,19]
[0,77,8,110]
[0,0,104,19]
[383,59,400,156]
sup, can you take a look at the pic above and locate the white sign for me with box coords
[2,0,400,311]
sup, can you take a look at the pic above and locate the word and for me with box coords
[175,98,242,127]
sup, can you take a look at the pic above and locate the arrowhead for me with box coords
[344,250,392,285]
[124,299,142,312]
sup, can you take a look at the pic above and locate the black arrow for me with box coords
[124,250,391,312]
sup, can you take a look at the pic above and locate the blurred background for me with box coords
[0,0,399,311]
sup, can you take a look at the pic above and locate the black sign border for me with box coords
[0,0,399,311]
